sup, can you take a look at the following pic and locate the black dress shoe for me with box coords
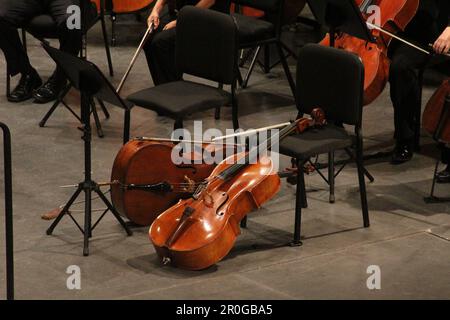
[7,71,42,103]
[391,143,413,165]
[436,167,450,184]
[33,73,67,104]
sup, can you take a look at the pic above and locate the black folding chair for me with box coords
[6,0,114,137]
[231,0,296,97]
[279,44,370,246]
[127,6,241,131]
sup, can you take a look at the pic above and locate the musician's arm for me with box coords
[433,26,450,55]
[164,0,216,30]
[194,0,216,9]
[148,0,167,28]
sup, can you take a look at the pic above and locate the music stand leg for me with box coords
[94,188,132,236]
[46,185,83,235]
[46,92,132,255]
[83,186,92,256]
[39,84,72,127]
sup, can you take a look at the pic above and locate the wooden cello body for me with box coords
[320,0,419,105]
[422,79,450,143]
[149,153,280,270]
[149,110,327,270]
[92,0,154,14]
[111,139,222,226]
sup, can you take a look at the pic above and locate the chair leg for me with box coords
[276,42,296,100]
[328,151,335,203]
[111,13,117,47]
[280,41,298,60]
[123,108,131,145]
[21,29,27,51]
[240,216,247,228]
[237,70,244,87]
[215,84,223,120]
[231,92,239,131]
[263,45,271,74]
[100,15,114,77]
[344,147,375,183]
[215,107,221,120]
[90,99,104,138]
[291,158,305,246]
[97,98,110,119]
[356,143,370,228]
[174,119,183,130]
[6,73,11,98]
[242,46,261,88]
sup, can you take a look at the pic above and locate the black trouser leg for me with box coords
[47,0,84,80]
[0,0,42,76]
[442,146,450,165]
[328,151,335,203]
[143,8,180,86]
[389,42,429,145]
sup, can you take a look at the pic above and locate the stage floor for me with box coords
[0,20,449,300]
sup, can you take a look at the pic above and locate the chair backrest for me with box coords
[296,44,365,127]
[176,6,238,85]
[231,0,281,13]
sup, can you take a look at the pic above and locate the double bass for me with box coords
[149,109,327,270]
[422,79,450,143]
[320,0,420,105]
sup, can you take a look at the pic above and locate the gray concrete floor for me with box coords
[0,18,449,300]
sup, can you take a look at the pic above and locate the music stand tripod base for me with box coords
[42,44,132,256]
[45,97,132,256]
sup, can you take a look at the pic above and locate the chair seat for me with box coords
[280,124,353,159]
[126,81,231,119]
[232,13,274,46]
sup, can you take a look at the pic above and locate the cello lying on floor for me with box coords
[149,109,327,270]
[111,138,235,226]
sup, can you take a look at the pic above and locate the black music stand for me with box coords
[1,122,14,300]
[307,0,375,47]
[43,43,133,256]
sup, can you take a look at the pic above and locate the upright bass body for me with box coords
[149,154,280,270]
[422,79,450,143]
[320,0,419,105]
[111,139,217,226]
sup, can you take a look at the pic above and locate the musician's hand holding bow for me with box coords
[148,10,160,29]
[433,27,450,55]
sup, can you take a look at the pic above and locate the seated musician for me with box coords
[389,0,450,164]
[0,0,94,103]
[144,0,228,86]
